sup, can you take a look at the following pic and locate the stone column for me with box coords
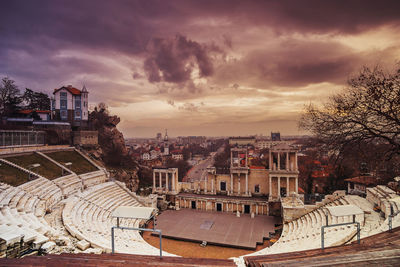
[204,174,208,193]
[238,176,241,195]
[256,204,258,215]
[230,173,233,194]
[286,152,289,171]
[278,176,281,197]
[159,172,162,189]
[172,171,176,192]
[277,153,280,170]
[295,177,298,193]
[269,176,272,196]
[153,171,156,191]
[211,177,214,194]
[269,150,272,170]
[166,172,169,191]
[295,152,298,171]
[245,173,249,196]
[287,176,289,195]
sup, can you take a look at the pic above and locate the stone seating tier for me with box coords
[62,181,174,256]
[245,195,373,259]
[53,174,83,196]
[79,170,108,188]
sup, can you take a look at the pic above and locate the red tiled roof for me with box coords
[18,109,50,114]
[250,166,265,169]
[344,176,377,185]
[53,86,82,95]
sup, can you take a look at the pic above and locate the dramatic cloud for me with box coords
[1,0,400,137]
[214,39,363,88]
[143,34,221,85]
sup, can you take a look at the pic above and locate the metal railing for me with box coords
[111,216,163,258]
[321,213,360,249]
[0,130,45,148]
[388,202,400,233]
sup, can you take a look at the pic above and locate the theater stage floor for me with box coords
[153,209,280,249]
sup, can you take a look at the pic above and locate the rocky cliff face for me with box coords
[96,114,128,159]
[86,108,139,191]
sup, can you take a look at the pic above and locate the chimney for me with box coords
[68,85,72,88]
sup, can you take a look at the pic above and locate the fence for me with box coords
[0,130,45,148]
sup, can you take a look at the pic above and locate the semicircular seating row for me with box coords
[242,188,400,259]
[0,178,63,249]
[0,156,108,253]
[62,182,175,256]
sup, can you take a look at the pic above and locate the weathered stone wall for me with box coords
[248,169,269,196]
[73,131,98,146]
[204,170,271,196]
[176,196,269,215]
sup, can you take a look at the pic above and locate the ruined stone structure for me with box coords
[73,131,98,146]
[268,143,299,201]
[153,140,300,216]
[152,167,179,195]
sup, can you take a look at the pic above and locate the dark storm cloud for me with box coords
[177,0,400,34]
[0,0,179,55]
[214,39,362,88]
[2,0,398,61]
[143,34,220,84]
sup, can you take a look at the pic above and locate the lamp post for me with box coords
[62,162,72,176]
[28,163,40,180]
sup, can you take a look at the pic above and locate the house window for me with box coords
[75,95,81,109]
[60,110,67,120]
[60,100,67,109]
[255,184,260,193]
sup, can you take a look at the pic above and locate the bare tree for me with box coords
[299,65,400,159]
[0,77,21,118]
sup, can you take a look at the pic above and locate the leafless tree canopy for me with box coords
[0,77,21,118]
[300,65,400,158]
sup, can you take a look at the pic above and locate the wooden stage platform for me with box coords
[153,209,280,249]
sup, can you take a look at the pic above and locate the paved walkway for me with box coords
[155,209,279,249]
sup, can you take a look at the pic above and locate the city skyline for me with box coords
[1,0,400,137]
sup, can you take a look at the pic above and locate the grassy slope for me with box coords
[0,163,35,186]
[45,150,98,175]
[6,153,65,180]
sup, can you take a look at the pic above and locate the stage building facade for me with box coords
[153,139,301,218]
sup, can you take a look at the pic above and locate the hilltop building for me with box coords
[51,85,89,127]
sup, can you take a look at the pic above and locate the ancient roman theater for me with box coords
[1,143,400,266]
